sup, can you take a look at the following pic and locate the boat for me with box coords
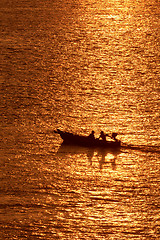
[54,129,121,149]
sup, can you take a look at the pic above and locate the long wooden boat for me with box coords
[54,129,121,148]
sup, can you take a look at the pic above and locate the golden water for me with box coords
[0,0,159,239]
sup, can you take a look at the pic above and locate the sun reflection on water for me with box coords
[1,0,159,238]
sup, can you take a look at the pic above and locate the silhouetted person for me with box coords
[88,130,95,140]
[111,133,118,141]
[99,131,106,142]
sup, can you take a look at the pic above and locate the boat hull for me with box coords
[55,129,121,149]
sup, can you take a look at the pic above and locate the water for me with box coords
[0,0,160,239]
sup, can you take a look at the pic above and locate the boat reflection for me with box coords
[97,148,119,170]
[56,143,120,170]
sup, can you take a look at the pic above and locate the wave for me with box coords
[121,143,160,153]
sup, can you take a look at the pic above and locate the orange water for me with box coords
[0,0,159,239]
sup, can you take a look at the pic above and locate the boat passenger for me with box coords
[88,131,95,140]
[99,131,106,142]
[111,132,118,141]
[111,132,121,144]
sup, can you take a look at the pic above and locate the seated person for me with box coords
[111,132,118,141]
[99,131,106,141]
[88,130,95,140]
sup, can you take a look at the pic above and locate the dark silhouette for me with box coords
[54,129,121,148]
[111,133,118,142]
[99,131,106,142]
[88,130,95,140]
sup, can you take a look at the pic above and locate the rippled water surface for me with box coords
[0,0,160,239]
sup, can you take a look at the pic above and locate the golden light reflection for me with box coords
[1,0,159,238]
[51,140,160,238]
